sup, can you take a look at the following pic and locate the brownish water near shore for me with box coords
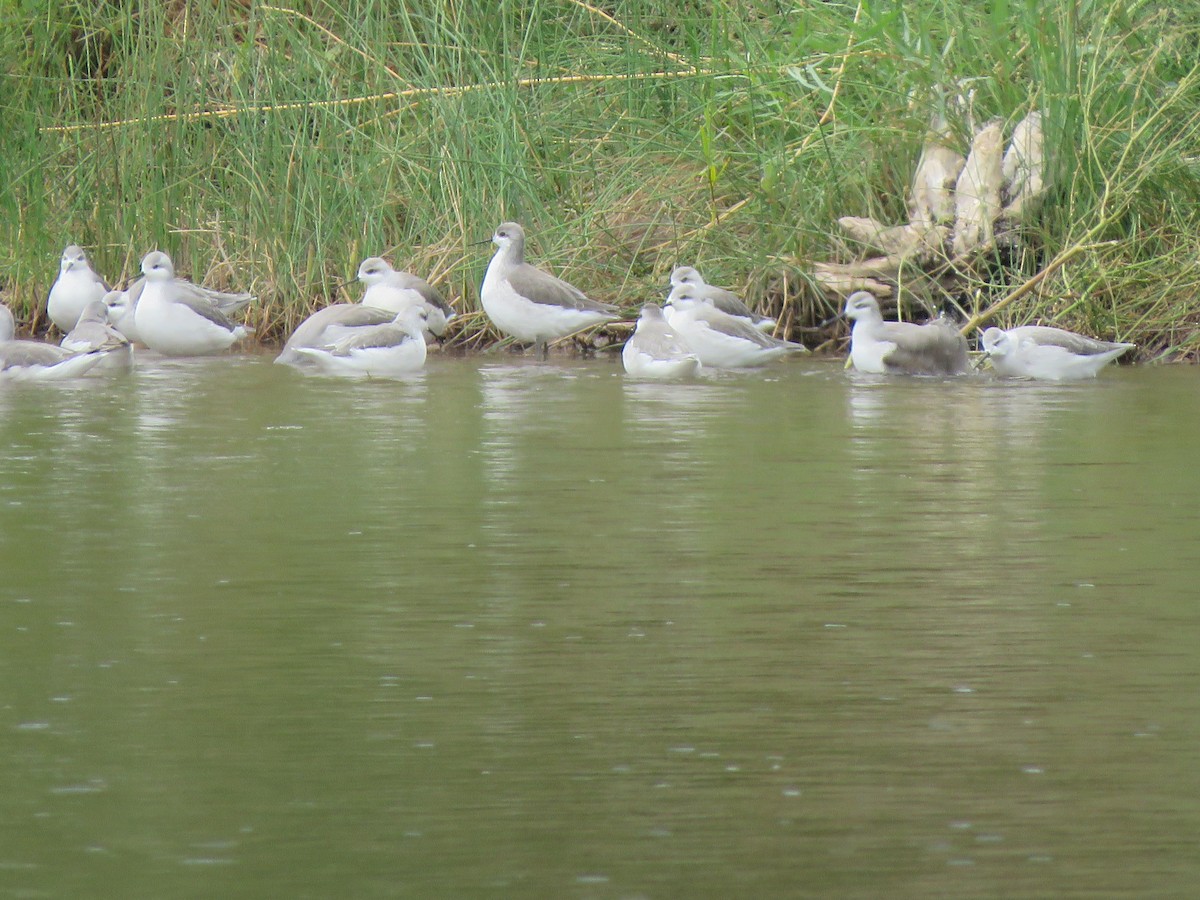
[1,353,1197,898]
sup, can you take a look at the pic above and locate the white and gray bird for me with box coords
[480,222,620,358]
[0,303,106,380]
[105,265,252,346]
[275,303,398,367]
[61,299,134,370]
[47,245,110,333]
[291,307,428,378]
[843,291,968,376]
[669,266,776,332]
[357,257,455,337]
[133,251,252,356]
[664,286,804,368]
[980,326,1133,381]
[622,303,701,379]
[103,286,141,344]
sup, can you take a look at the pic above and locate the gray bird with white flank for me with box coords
[61,299,134,370]
[665,286,804,368]
[980,326,1133,380]
[357,257,455,337]
[1,303,106,380]
[843,291,968,376]
[133,251,253,356]
[481,222,620,359]
[669,266,776,332]
[622,303,701,379]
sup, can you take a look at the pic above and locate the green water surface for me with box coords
[1,353,1197,898]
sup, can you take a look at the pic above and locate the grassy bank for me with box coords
[3,1,1200,357]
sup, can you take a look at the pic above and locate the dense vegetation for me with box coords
[3,1,1200,356]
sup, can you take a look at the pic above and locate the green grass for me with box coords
[3,0,1200,357]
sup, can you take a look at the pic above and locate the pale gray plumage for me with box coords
[357,257,455,336]
[844,291,968,376]
[664,287,804,368]
[622,303,700,378]
[480,221,620,358]
[980,326,1133,380]
[106,271,248,346]
[668,266,775,331]
[1006,325,1134,357]
[133,251,252,356]
[47,244,111,332]
[275,303,398,367]
[0,303,105,379]
[61,300,131,354]
[292,307,428,378]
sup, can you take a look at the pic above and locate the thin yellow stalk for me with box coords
[42,68,720,134]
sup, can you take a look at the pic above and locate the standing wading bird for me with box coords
[622,303,701,379]
[133,251,253,356]
[668,266,777,332]
[480,222,620,359]
[0,303,106,380]
[664,286,805,368]
[843,291,968,376]
[356,257,455,337]
[47,245,110,333]
[979,326,1134,380]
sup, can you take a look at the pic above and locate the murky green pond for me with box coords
[2,352,1198,898]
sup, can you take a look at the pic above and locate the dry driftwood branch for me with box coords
[911,116,965,227]
[1001,110,1045,220]
[951,121,1005,257]
[812,105,1047,306]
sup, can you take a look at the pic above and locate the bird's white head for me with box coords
[60,244,87,274]
[140,251,175,282]
[357,257,394,286]
[979,327,1014,358]
[844,291,883,323]
[639,303,667,322]
[102,290,128,322]
[665,285,702,311]
[492,222,526,257]
[669,266,702,288]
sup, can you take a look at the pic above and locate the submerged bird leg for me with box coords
[535,340,548,360]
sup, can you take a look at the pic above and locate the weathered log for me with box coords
[910,118,966,227]
[951,121,1005,257]
[837,218,947,262]
[1001,110,1044,220]
[812,106,1047,307]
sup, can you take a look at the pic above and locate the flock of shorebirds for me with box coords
[0,221,1134,382]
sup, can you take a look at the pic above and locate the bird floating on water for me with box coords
[275,303,397,368]
[292,307,428,378]
[480,222,620,359]
[133,251,253,356]
[843,291,968,376]
[668,266,776,332]
[61,299,134,371]
[980,326,1134,380]
[0,303,106,380]
[664,286,804,368]
[622,303,701,379]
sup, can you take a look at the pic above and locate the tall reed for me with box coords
[2,1,1199,355]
